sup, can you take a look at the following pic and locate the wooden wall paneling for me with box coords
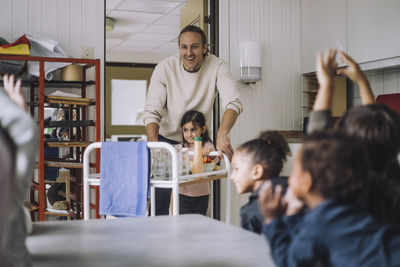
[260,0,271,131]
[82,0,96,51]
[219,0,230,63]
[226,0,241,227]
[57,0,70,54]
[219,0,303,225]
[12,0,29,39]
[94,0,105,60]
[290,0,301,130]
[228,0,241,149]
[42,0,58,41]
[0,0,12,42]
[250,0,263,136]
[237,0,253,142]
[282,0,292,130]
[69,0,82,58]
[28,0,42,35]
[300,0,347,73]
[269,0,284,130]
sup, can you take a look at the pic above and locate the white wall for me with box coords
[219,0,301,226]
[0,0,105,139]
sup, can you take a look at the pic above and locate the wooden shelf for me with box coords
[9,79,96,88]
[45,209,76,218]
[46,141,91,147]
[179,174,227,186]
[44,160,83,169]
[45,95,93,106]
[44,120,95,128]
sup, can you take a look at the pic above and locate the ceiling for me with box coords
[106,0,187,64]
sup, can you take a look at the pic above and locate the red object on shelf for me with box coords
[1,35,30,48]
[376,93,400,114]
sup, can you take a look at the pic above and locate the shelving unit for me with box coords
[0,55,101,221]
[302,73,347,126]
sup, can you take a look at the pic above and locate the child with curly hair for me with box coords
[231,131,290,234]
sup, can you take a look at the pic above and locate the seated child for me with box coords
[179,110,217,215]
[259,130,400,267]
[231,131,290,234]
[1,74,38,266]
[309,49,400,225]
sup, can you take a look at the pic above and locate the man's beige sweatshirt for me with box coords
[143,53,242,142]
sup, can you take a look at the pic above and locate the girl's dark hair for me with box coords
[237,131,290,179]
[180,110,211,145]
[335,104,400,174]
[178,25,209,56]
[301,130,370,201]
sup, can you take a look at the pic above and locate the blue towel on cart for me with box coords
[99,142,150,217]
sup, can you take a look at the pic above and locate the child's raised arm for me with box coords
[313,49,337,111]
[3,74,27,110]
[336,51,375,105]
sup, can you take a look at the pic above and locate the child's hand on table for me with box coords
[258,181,287,224]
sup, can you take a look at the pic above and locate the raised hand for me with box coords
[313,49,338,111]
[336,51,365,83]
[3,74,27,110]
[316,49,337,88]
[258,181,287,224]
[336,51,375,105]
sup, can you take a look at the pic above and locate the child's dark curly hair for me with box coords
[237,131,290,179]
[335,104,400,175]
[301,130,371,201]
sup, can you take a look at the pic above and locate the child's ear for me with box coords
[201,125,207,134]
[301,171,313,193]
[251,164,264,180]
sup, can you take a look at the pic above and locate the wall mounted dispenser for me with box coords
[239,41,261,83]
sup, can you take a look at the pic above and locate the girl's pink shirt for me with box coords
[180,141,216,197]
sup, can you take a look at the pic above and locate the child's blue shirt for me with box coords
[263,199,400,267]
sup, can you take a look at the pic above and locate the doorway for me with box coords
[104,0,221,219]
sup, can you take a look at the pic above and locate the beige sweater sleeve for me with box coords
[143,64,167,126]
[217,60,243,114]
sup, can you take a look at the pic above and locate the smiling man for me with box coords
[143,25,242,215]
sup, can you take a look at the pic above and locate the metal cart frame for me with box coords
[83,142,231,222]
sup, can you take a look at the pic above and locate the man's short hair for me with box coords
[179,25,207,45]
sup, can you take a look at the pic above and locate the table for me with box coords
[27,215,275,267]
